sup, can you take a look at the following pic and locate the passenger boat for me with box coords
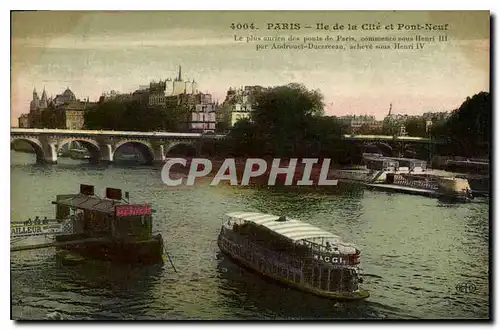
[69,148,91,160]
[12,184,165,265]
[218,212,369,300]
[115,153,141,164]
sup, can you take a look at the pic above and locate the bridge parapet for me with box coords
[11,128,226,140]
[342,134,446,144]
[11,128,224,164]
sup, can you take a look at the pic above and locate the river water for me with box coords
[10,151,490,320]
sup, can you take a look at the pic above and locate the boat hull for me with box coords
[217,237,369,301]
[55,233,164,265]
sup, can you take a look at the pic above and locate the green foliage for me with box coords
[251,83,324,128]
[431,92,490,156]
[381,119,399,136]
[226,83,349,159]
[84,99,190,131]
[404,117,427,137]
[225,118,266,156]
[81,84,490,160]
[357,123,382,135]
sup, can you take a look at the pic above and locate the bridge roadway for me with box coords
[10,128,226,139]
[342,134,444,144]
[10,128,443,164]
[10,128,225,164]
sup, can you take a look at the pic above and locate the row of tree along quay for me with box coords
[81,83,490,164]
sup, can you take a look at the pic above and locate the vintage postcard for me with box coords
[10,10,490,320]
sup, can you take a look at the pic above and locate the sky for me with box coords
[10,10,490,126]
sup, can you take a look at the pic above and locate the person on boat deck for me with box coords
[43,217,48,225]
[325,241,332,251]
[34,216,40,225]
[25,218,32,226]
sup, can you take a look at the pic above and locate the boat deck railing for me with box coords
[223,228,355,269]
[222,228,360,294]
[393,175,439,191]
[223,228,301,267]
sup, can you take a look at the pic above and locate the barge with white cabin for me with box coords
[218,212,369,300]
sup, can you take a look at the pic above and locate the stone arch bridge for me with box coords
[342,134,446,157]
[11,128,225,164]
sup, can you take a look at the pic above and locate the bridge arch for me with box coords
[363,143,393,156]
[10,137,45,163]
[113,140,155,164]
[362,143,381,154]
[374,142,393,156]
[57,138,101,161]
[165,141,197,157]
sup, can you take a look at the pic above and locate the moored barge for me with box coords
[218,212,369,300]
[49,184,164,264]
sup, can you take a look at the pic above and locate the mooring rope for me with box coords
[163,242,177,273]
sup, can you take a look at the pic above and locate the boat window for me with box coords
[114,215,152,239]
[321,267,330,291]
[341,268,356,293]
[82,210,110,237]
[329,268,342,292]
[56,204,70,220]
[312,266,321,289]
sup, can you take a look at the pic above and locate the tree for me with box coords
[226,83,348,158]
[223,118,274,157]
[249,83,325,156]
[84,99,190,132]
[381,119,398,136]
[431,91,490,157]
[404,117,427,137]
[357,123,382,135]
[251,83,324,129]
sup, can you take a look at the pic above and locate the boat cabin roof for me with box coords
[226,212,357,254]
[389,157,427,165]
[363,157,398,164]
[53,194,120,215]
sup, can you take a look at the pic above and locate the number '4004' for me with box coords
[231,23,256,30]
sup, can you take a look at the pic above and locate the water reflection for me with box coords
[11,151,490,320]
[245,184,365,218]
[12,253,164,320]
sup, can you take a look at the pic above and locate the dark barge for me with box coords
[50,184,164,265]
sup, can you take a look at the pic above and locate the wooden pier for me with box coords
[11,237,109,252]
[12,242,60,252]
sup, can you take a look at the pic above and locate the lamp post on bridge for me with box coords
[397,125,407,157]
[426,120,433,167]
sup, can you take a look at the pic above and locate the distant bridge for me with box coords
[342,134,445,144]
[341,134,447,158]
[11,128,225,164]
